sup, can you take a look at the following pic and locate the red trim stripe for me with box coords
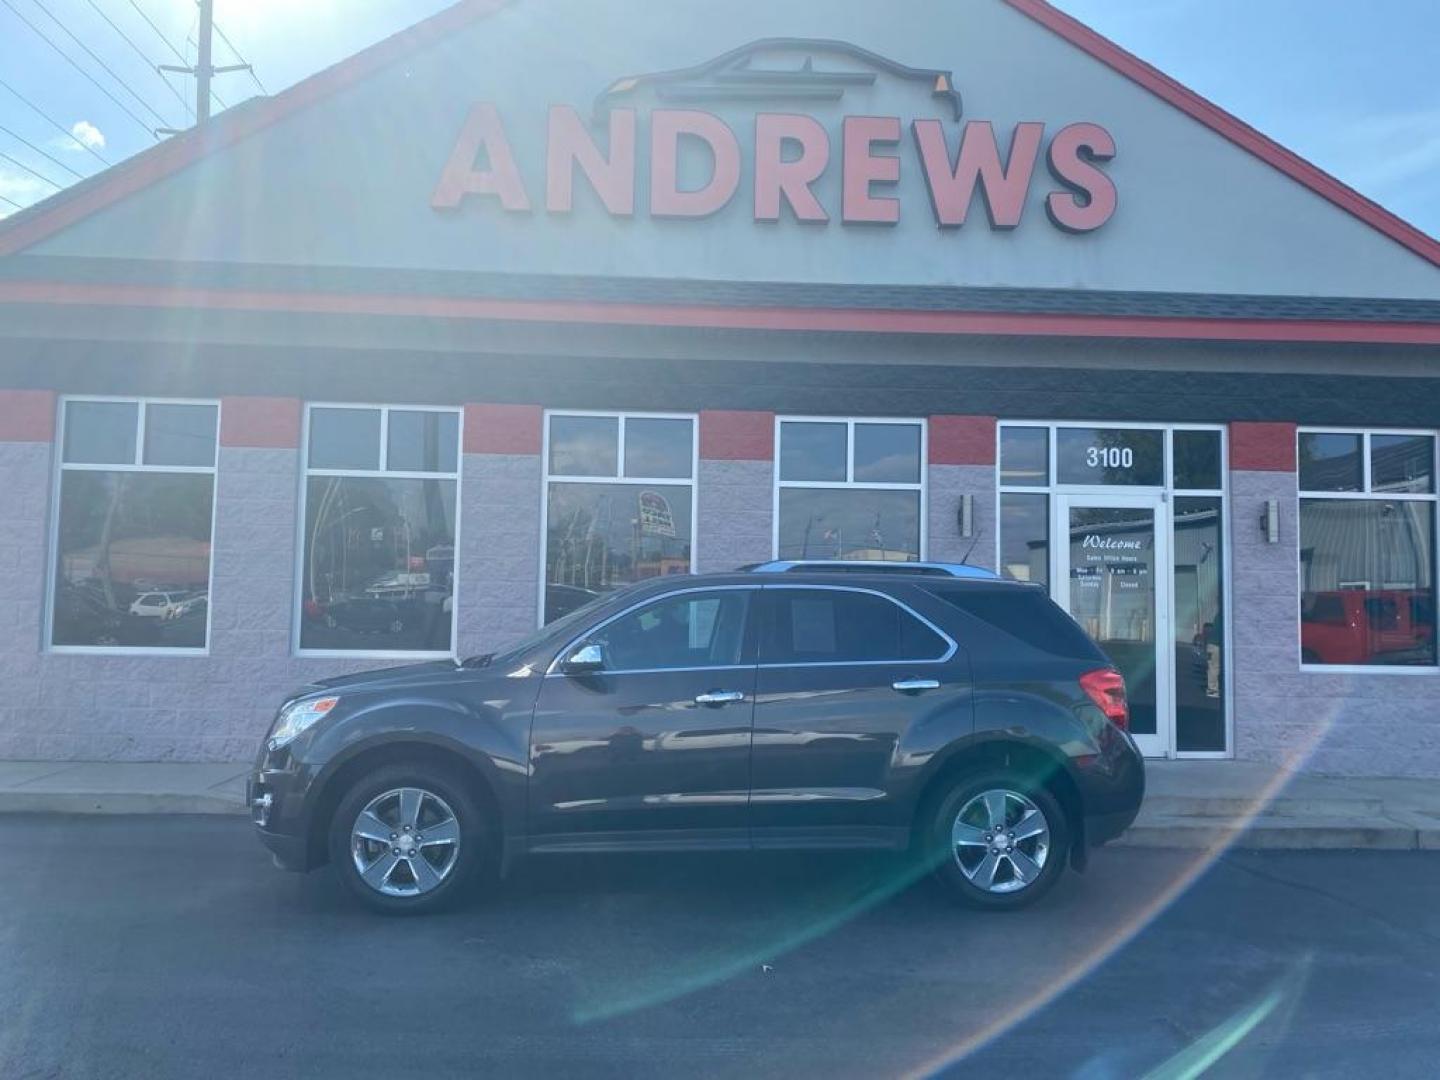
[929,415,997,466]
[1,281,1438,344]
[1004,0,1440,269]
[1230,422,1297,472]
[219,396,302,448]
[0,389,55,442]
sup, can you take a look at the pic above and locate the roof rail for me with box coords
[744,560,999,579]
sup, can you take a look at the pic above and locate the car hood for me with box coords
[298,660,461,696]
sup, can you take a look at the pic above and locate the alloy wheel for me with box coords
[950,788,1051,894]
[350,787,461,897]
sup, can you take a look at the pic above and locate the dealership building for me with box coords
[1,0,1438,773]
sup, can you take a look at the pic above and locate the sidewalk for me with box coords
[0,758,1437,850]
[0,761,249,816]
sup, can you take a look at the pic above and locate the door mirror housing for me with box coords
[561,642,606,675]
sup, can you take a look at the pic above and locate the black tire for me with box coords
[328,762,487,915]
[924,771,1070,912]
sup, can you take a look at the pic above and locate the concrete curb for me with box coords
[1116,818,1440,851]
[0,792,248,816]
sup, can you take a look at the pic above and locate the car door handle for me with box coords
[892,678,941,694]
[695,690,746,706]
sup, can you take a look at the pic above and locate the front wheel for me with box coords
[328,763,485,914]
[925,772,1070,911]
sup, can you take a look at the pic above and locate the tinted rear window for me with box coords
[929,587,1101,660]
[762,589,949,664]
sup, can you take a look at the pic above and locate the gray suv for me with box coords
[249,563,1144,913]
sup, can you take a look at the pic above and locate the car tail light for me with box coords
[1080,667,1129,731]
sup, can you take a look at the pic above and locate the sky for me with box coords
[0,0,1436,241]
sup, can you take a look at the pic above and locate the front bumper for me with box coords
[247,757,316,872]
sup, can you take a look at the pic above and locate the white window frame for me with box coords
[995,421,1233,760]
[772,416,929,562]
[539,409,700,627]
[295,402,463,660]
[1296,426,1439,675]
[46,395,222,656]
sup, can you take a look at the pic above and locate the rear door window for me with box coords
[761,589,949,664]
[931,587,1101,660]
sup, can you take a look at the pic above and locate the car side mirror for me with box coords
[561,642,606,675]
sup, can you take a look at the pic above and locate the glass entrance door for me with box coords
[1056,494,1171,757]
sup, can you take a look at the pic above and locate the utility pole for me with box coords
[195,0,213,123]
[157,0,254,133]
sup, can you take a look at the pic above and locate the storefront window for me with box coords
[543,412,695,624]
[51,399,218,651]
[1300,430,1437,668]
[300,406,459,654]
[775,418,924,563]
[999,492,1048,586]
[999,426,1047,487]
[1173,497,1226,751]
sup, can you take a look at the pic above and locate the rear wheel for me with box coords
[925,771,1069,911]
[328,763,485,914]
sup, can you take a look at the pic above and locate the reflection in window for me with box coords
[1300,500,1436,667]
[62,400,138,465]
[301,405,459,653]
[386,410,459,474]
[779,421,847,482]
[1371,434,1434,494]
[586,591,748,671]
[776,419,924,563]
[1299,431,1437,668]
[999,427,1047,487]
[51,399,217,650]
[999,493,1048,586]
[1298,432,1362,492]
[854,423,921,483]
[1174,497,1226,751]
[777,489,921,561]
[544,413,696,623]
[1173,430,1223,491]
[548,414,619,477]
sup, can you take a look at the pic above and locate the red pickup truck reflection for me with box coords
[1301,589,1436,665]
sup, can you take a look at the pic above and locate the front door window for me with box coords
[1065,504,1162,747]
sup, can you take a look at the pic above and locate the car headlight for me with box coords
[268,696,339,750]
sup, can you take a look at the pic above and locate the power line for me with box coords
[0,192,25,212]
[26,0,175,129]
[124,0,226,110]
[0,75,111,167]
[0,120,88,181]
[0,0,158,138]
[213,19,266,96]
[84,0,194,119]
[0,148,63,189]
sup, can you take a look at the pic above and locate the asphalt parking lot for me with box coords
[3,815,1438,1078]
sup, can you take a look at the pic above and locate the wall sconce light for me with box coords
[1260,499,1279,544]
[958,494,974,539]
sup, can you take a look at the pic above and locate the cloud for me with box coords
[69,120,106,151]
